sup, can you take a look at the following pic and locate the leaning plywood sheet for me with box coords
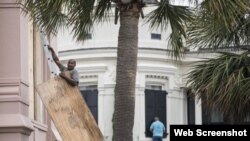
[36,76,104,141]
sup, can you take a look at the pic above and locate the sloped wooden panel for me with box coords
[36,76,104,141]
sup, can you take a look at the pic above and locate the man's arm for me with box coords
[60,72,78,86]
[48,45,62,68]
[48,46,79,86]
[150,123,154,132]
[60,71,79,86]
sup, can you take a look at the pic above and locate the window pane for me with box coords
[151,33,161,40]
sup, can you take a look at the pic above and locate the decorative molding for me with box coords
[138,65,176,74]
[167,88,186,99]
[0,78,20,85]
[0,85,19,95]
[174,74,182,86]
[0,114,34,135]
[80,75,98,79]
[167,87,183,93]
[145,74,169,90]
[136,86,145,91]
[79,82,98,88]
[0,78,29,87]
[32,120,48,132]
[103,84,116,88]
[79,75,98,87]
[146,75,168,80]
[168,95,186,100]
[0,95,29,106]
[0,2,20,8]
[77,65,107,73]
[21,80,29,87]
[59,48,117,61]
[97,93,114,96]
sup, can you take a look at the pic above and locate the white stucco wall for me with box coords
[57,7,204,141]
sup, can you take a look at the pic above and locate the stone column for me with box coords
[0,1,34,141]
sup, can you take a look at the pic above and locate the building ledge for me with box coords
[32,120,48,132]
[0,114,34,135]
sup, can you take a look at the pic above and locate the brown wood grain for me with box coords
[36,76,104,141]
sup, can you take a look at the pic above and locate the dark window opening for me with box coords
[143,0,158,4]
[187,90,195,125]
[151,33,161,40]
[146,85,162,91]
[86,33,92,39]
[80,85,98,123]
[145,89,167,138]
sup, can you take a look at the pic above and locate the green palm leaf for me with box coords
[21,0,113,40]
[187,0,250,49]
[145,0,193,59]
[21,0,69,34]
[187,52,250,123]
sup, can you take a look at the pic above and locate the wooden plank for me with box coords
[36,75,104,141]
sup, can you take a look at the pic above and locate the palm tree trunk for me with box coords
[113,4,140,141]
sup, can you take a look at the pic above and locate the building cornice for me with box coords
[77,64,108,73]
[138,65,177,74]
[0,1,20,8]
[59,47,222,63]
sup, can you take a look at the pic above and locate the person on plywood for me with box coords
[48,46,79,86]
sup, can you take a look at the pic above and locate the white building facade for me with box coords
[57,14,204,141]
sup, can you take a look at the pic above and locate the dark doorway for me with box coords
[80,87,98,124]
[187,90,195,125]
[145,89,167,138]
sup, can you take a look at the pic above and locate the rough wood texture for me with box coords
[36,76,104,141]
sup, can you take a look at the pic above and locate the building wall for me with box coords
[57,17,203,141]
[59,48,194,141]
[0,1,56,141]
[57,14,170,51]
[0,1,203,141]
[0,1,33,140]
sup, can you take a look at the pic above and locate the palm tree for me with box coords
[187,52,250,124]
[21,0,192,140]
[186,0,250,124]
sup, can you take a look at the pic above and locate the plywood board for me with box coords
[36,76,104,141]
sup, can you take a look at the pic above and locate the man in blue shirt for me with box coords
[150,117,166,141]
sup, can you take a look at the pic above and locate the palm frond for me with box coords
[21,0,69,35]
[67,0,95,41]
[187,0,250,49]
[186,52,250,122]
[145,0,193,59]
[93,0,113,23]
[21,0,99,41]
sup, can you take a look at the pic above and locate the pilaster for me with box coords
[0,1,34,140]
